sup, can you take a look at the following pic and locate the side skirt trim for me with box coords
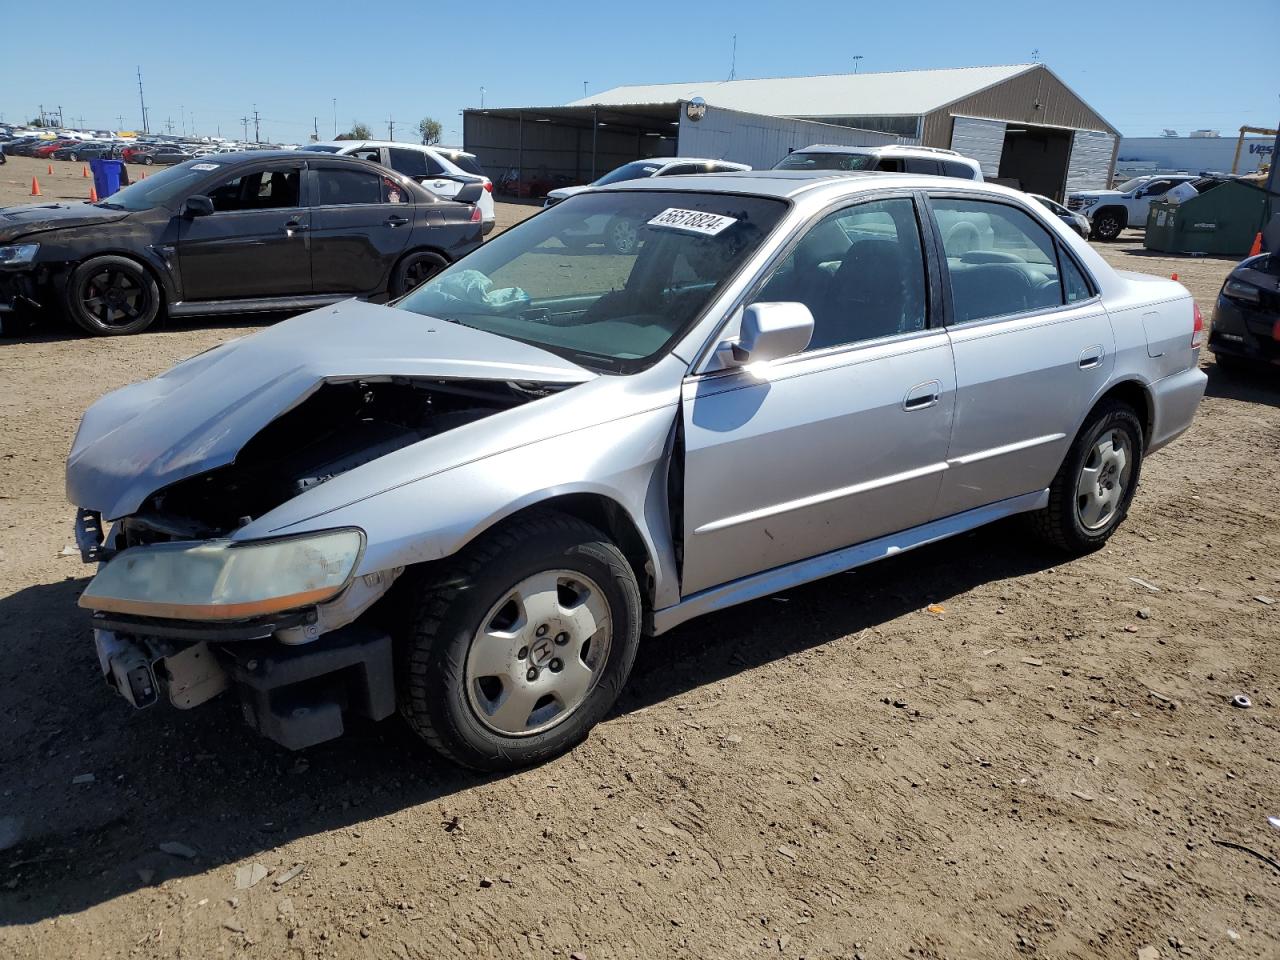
[652,489,1049,635]
[168,294,354,317]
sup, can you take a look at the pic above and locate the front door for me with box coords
[928,194,1115,516]
[177,161,310,301]
[680,195,956,596]
[308,165,415,295]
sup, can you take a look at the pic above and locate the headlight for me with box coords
[0,243,39,266]
[1223,278,1261,304]
[79,528,365,621]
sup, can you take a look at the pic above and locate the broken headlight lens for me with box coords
[79,528,365,621]
[0,243,39,266]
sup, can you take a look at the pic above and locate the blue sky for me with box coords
[2,0,1275,142]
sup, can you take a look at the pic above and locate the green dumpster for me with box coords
[1145,180,1276,256]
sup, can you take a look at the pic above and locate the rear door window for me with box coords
[932,197,1065,323]
[315,167,385,206]
[942,160,976,180]
[875,158,904,172]
[904,157,941,175]
[387,147,429,178]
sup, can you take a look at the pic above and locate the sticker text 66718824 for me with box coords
[646,208,739,237]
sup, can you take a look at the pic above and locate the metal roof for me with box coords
[570,64,1039,119]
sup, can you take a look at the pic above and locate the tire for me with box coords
[1029,400,1144,553]
[398,510,643,771]
[143,156,154,166]
[1091,209,1125,242]
[68,153,78,162]
[391,250,447,297]
[63,255,162,336]
[605,217,640,255]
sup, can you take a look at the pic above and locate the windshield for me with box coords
[774,151,875,171]
[1115,177,1147,193]
[397,190,787,373]
[299,144,342,153]
[593,161,663,186]
[94,159,224,211]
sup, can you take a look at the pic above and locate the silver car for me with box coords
[67,171,1207,769]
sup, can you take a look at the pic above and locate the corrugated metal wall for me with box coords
[949,117,1007,177]
[463,112,674,186]
[921,65,1118,147]
[1065,130,1119,192]
[677,105,901,171]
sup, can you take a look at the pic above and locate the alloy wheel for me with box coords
[1076,429,1131,530]
[81,266,152,329]
[464,569,613,736]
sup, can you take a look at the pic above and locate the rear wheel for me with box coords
[391,250,447,297]
[1092,209,1125,242]
[63,256,162,336]
[143,156,155,166]
[1030,401,1143,553]
[398,511,642,771]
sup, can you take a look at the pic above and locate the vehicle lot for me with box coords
[1,151,1278,959]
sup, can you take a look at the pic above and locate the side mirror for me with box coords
[714,302,814,369]
[184,195,215,218]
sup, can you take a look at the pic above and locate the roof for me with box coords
[570,64,1039,118]
[601,169,907,199]
[307,140,477,156]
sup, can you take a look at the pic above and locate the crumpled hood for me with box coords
[0,202,131,242]
[66,299,595,519]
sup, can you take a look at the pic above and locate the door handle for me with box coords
[1078,345,1104,369]
[903,380,942,411]
[283,219,308,237]
[384,215,410,227]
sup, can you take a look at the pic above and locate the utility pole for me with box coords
[480,86,486,109]
[179,105,185,136]
[136,65,149,133]
[313,116,319,141]
[852,55,864,73]
[387,116,396,141]
[116,114,124,130]
[583,81,588,99]
[728,35,736,81]
[38,104,45,127]
[56,105,64,127]
[332,98,337,138]
[165,117,174,135]
[240,116,250,141]
[253,105,260,143]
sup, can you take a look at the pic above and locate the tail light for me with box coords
[482,179,493,193]
[1192,301,1205,349]
[470,206,482,222]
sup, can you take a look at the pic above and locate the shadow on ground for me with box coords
[1203,357,1280,409]
[0,521,1059,923]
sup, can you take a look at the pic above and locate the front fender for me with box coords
[239,403,683,609]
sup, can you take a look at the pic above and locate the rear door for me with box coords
[177,160,310,300]
[308,163,414,295]
[927,192,1114,516]
[680,194,956,595]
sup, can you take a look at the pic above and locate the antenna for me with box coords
[729,34,737,81]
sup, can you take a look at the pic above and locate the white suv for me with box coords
[774,144,983,181]
[301,141,496,234]
[1066,175,1197,242]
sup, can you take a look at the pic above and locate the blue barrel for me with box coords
[89,158,125,199]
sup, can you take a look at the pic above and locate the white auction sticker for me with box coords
[190,163,221,171]
[646,207,738,236]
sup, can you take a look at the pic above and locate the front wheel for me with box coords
[1029,401,1143,553]
[398,511,642,771]
[1091,210,1124,242]
[143,156,155,166]
[63,255,162,336]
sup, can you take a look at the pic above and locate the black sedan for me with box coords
[1208,246,1280,374]
[0,151,486,335]
[51,142,123,162]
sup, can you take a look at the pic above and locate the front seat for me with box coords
[815,240,912,346]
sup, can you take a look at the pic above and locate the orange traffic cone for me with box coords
[89,186,98,202]
[30,177,41,196]
[1249,232,1263,257]
[139,171,146,180]
[82,164,89,178]
[47,163,53,175]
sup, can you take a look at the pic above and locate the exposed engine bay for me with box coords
[117,377,557,545]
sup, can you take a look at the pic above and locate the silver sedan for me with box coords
[67,171,1207,769]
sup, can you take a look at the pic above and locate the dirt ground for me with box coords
[1,151,1278,960]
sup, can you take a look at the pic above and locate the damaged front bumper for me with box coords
[81,510,404,749]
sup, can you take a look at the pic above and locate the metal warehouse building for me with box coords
[463,63,1121,199]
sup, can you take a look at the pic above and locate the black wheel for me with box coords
[68,152,78,162]
[143,156,155,166]
[63,256,162,336]
[605,217,641,255]
[1030,400,1144,553]
[398,510,642,771]
[391,250,447,297]
[1092,210,1124,242]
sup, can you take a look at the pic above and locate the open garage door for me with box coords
[1065,130,1117,194]
[950,117,1006,178]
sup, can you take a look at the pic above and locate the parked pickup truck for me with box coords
[1067,174,1197,241]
